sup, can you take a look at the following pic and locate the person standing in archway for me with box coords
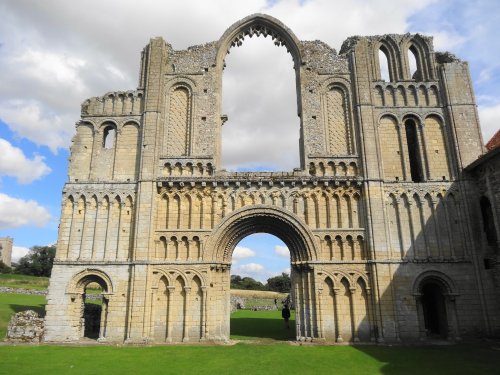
[282,304,291,329]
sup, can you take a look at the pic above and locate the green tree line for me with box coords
[231,272,291,293]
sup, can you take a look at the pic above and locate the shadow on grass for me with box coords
[9,304,46,317]
[352,344,500,375]
[230,310,296,340]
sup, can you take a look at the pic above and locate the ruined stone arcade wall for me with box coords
[44,14,497,344]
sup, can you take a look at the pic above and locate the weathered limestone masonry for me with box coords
[44,14,499,343]
[0,236,13,267]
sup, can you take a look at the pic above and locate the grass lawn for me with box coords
[0,274,49,290]
[1,294,500,374]
[230,309,296,340]
[1,343,500,374]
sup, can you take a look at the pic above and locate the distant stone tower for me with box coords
[44,14,499,343]
[0,237,13,267]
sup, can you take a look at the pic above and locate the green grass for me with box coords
[0,293,46,337]
[0,274,49,290]
[230,309,296,340]
[1,293,500,374]
[1,344,500,374]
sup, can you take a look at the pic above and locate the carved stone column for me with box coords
[350,287,360,342]
[183,286,191,342]
[333,288,342,343]
[201,286,208,340]
[414,293,427,340]
[166,286,175,342]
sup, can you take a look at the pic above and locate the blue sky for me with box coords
[0,1,498,281]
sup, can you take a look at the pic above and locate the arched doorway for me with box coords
[68,270,113,341]
[205,205,318,341]
[414,272,459,340]
[229,233,295,340]
[421,281,448,338]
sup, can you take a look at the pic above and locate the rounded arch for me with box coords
[424,113,446,126]
[402,112,423,124]
[77,120,97,131]
[98,119,119,129]
[216,13,302,69]
[377,112,399,125]
[205,205,318,263]
[165,76,197,92]
[412,270,457,296]
[121,119,141,128]
[67,268,114,294]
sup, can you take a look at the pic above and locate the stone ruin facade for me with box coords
[0,236,13,267]
[44,14,500,343]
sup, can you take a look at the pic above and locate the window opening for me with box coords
[221,36,299,171]
[378,48,391,81]
[480,196,498,245]
[103,126,116,149]
[408,47,419,80]
[405,119,424,182]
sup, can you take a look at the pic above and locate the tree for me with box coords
[15,245,56,277]
[0,261,12,274]
[230,274,266,290]
[267,272,291,293]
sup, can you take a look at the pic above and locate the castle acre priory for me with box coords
[44,14,500,343]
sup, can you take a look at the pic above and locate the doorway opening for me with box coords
[229,233,295,340]
[221,35,300,171]
[83,282,103,339]
[421,281,448,338]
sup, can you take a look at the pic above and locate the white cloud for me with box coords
[0,193,52,229]
[233,246,256,260]
[14,49,87,93]
[274,245,290,258]
[0,138,51,184]
[0,0,494,164]
[0,0,442,162]
[478,104,500,144]
[0,100,75,152]
[11,246,30,262]
[427,31,467,52]
[239,263,264,272]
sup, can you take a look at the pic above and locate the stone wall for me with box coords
[0,237,13,267]
[44,14,498,344]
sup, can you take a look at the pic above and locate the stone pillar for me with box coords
[183,286,191,342]
[333,288,342,343]
[350,287,360,342]
[365,289,376,342]
[98,295,110,341]
[166,286,175,342]
[316,286,324,339]
[149,287,158,339]
[201,286,208,340]
[414,294,427,340]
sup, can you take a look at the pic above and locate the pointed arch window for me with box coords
[378,47,391,81]
[408,46,421,80]
[480,196,498,245]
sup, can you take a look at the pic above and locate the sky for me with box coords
[0,0,499,281]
